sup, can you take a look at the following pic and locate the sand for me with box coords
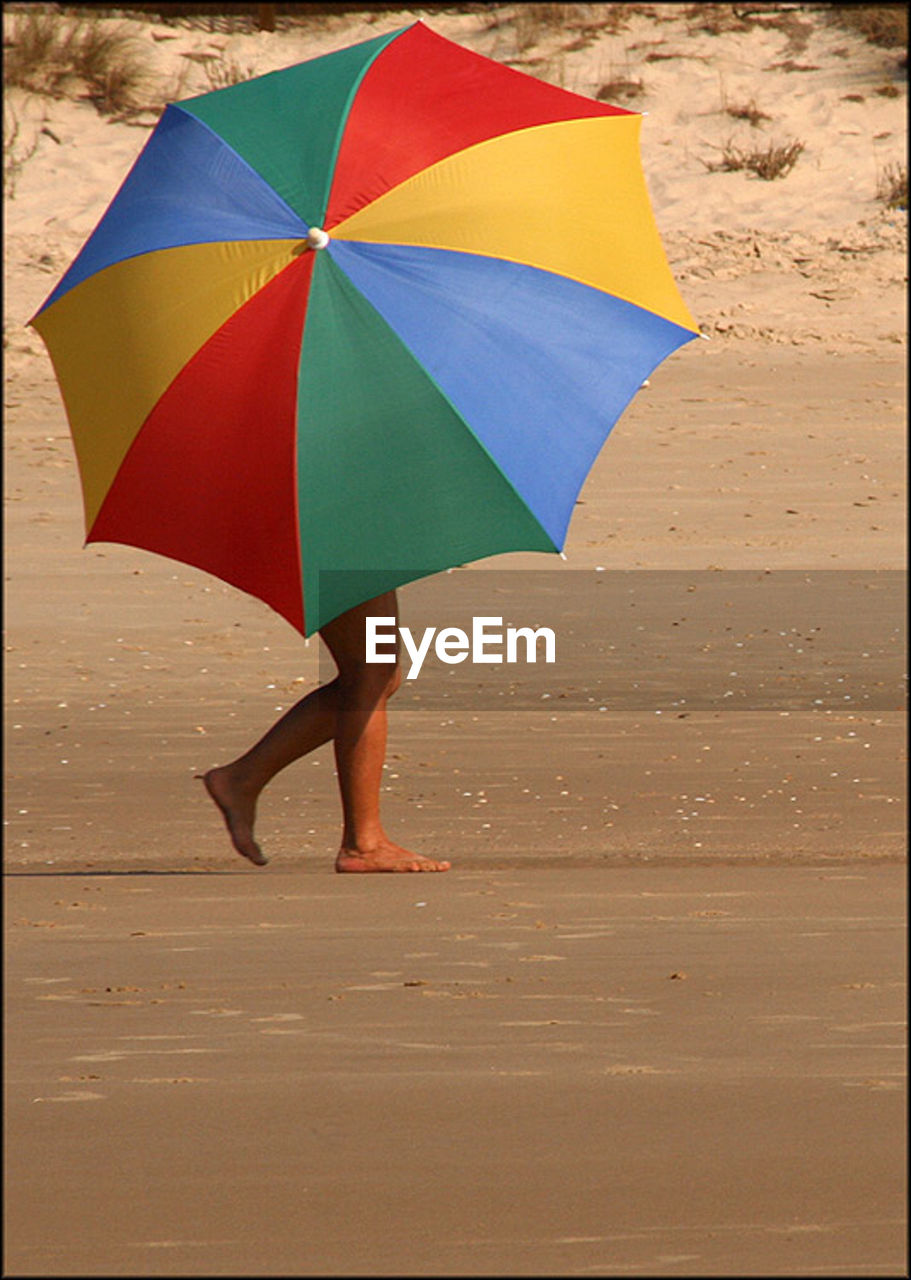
[3,3,907,1276]
[4,864,907,1276]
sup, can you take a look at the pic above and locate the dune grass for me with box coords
[201,55,259,91]
[828,4,908,50]
[596,75,644,103]
[723,98,771,127]
[513,4,583,53]
[877,161,908,209]
[705,138,805,181]
[3,103,40,199]
[4,10,150,114]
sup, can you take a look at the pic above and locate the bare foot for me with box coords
[336,839,450,873]
[198,768,269,866]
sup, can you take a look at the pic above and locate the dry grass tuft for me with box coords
[511,2,634,54]
[828,4,908,49]
[768,59,820,73]
[686,4,817,55]
[684,4,753,36]
[596,76,644,103]
[4,11,150,114]
[766,10,813,55]
[705,137,805,180]
[724,98,771,127]
[3,103,40,199]
[202,56,259,92]
[877,161,908,209]
[514,4,585,53]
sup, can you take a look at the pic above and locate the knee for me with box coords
[339,656,402,702]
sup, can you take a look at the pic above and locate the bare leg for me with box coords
[322,594,450,873]
[201,591,448,872]
[200,680,338,865]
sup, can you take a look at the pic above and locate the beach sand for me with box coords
[3,4,907,1275]
[4,864,906,1277]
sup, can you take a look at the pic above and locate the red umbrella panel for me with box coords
[31,21,699,636]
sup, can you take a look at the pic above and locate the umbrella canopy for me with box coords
[31,20,699,636]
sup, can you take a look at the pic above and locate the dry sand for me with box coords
[3,3,907,1276]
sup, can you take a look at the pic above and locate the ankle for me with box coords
[340,829,387,856]
[214,761,261,797]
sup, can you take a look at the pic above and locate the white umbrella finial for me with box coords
[306,226,330,250]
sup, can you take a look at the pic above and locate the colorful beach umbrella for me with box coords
[31,20,699,636]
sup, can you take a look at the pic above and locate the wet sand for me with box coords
[4,864,906,1277]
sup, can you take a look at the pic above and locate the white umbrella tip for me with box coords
[306,226,330,250]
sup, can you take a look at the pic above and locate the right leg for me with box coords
[322,594,449,872]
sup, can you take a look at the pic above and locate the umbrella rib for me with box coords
[169,103,312,235]
[318,25,412,227]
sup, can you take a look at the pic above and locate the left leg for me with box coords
[201,679,339,865]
